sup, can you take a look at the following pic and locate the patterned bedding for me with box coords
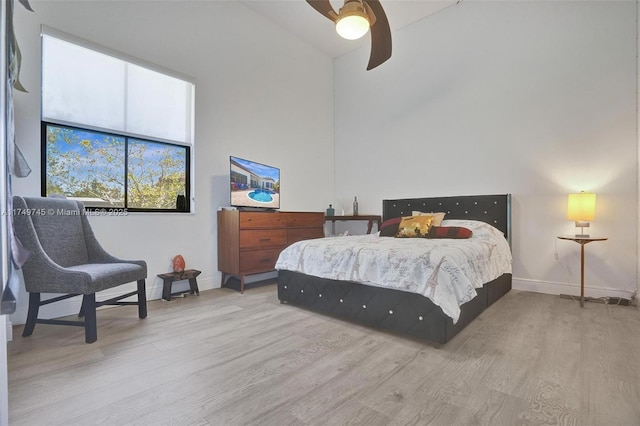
[275,219,512,323]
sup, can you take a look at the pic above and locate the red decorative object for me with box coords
[172,255,185,273]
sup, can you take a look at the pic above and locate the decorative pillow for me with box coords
[395,216,433,238]
[427,226,473,239]
[379,217,402,237]
[412,211,446,226]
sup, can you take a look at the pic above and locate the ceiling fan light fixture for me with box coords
[335,1,370,40]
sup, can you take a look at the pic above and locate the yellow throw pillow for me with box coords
[396,216,434,238]
[412,211,446,226]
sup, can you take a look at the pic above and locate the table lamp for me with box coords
[567,192,596,237]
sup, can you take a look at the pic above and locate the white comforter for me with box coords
[275,219,512,323]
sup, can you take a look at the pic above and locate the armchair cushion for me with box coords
[66,263,146,293]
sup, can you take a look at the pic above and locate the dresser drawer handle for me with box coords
[259,258,271,263]
[259,238,271,242]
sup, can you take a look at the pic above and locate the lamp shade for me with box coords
[336,15,370,40]
[335,1,370,40]
[567,192,596,221]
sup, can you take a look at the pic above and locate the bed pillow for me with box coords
[395,216,433,238]
[427,226,473,239]
[379,217,402,237]
[412,211,446,226]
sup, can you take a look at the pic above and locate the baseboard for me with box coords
[513,277,636,300]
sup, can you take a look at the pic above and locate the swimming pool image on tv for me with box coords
[247,189,274,203]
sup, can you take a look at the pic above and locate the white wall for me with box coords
[10,1,335,323]
[333,1,638,299]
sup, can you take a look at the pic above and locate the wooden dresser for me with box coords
[217,210,325,292]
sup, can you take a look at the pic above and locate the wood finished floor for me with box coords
[7,285,640,426]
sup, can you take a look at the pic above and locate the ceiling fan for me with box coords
[306,0,392,71]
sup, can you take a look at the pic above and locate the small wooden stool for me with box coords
[157,269,201,301]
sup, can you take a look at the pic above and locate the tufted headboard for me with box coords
[382,194,511,246]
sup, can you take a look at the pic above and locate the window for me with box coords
[43,123,189,210]
[41,29,194,212]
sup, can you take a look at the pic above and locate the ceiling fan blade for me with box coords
[306,0,338,21]
[364,0,392,70]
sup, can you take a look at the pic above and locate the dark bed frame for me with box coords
[277,194,512,344]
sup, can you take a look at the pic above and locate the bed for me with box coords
[276,194,512,344]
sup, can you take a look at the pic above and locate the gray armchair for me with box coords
[13,196,147,343]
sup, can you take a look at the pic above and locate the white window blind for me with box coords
[42,31,194,145]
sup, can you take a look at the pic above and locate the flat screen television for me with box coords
[230,156,280,210]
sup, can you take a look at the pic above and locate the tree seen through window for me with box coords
[45,123,188,210]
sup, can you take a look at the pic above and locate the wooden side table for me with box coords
[325,215,382,235]
[157,269,201,301]
[557,236,607,307]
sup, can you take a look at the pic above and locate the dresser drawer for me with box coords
[240,229,287,249]
[240,248,283,273]
[282,212,324,228]
[287,228,325,245]
[239,212,286,229]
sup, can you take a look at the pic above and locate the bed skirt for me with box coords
[277,271,512,344]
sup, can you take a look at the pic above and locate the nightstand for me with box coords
[557,235,608,307]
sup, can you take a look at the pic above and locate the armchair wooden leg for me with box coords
[137,279,147,319]
[82,294,97,344]
[22,292,40,337]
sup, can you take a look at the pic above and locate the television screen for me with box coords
[230,156,280,210]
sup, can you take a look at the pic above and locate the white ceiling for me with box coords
[239,0,458,58]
